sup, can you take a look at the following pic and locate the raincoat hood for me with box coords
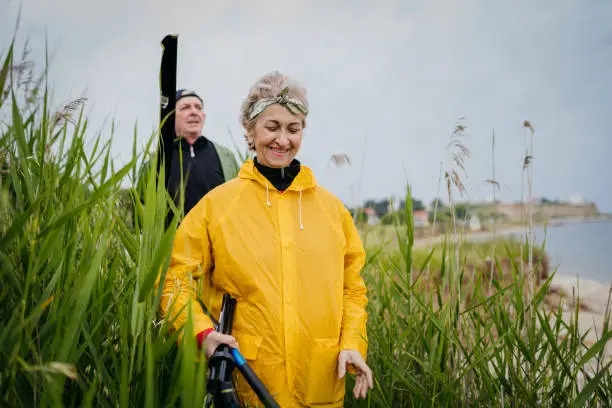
[239,158,316,231]
[238,158,317,192]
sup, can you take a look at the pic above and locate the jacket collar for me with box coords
[238,159,317,192]
[178,135,209,150]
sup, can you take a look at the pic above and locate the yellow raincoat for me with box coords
[159,159,368,407]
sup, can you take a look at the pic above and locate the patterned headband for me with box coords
[247,87,309,122]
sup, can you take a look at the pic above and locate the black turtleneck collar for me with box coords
[254,157,301,191]
[179,135,209,150]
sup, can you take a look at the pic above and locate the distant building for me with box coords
[568,195,586,205]
[413,210,429,227]
[364,207,380,226]
[468,215,482,231]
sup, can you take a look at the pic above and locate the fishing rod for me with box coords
[205,294,280,408]
[158,34,178,191]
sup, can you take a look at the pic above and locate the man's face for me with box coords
[175,96,205,138]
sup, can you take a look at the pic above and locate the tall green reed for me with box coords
[345,123,611,407]
[0,38,208,407]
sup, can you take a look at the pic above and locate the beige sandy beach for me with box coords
[544,274,612,375]
[411,216,612,249]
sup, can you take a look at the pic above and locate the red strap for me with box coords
[196,328,215,349]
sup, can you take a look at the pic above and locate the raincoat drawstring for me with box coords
[264,182,303,230]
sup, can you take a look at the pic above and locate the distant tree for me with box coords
[430,198,445,211]
[373,199,390,218]
[454,203,470,220]
[363,199,376,209]
[412,198,425,212]
[400,198,425,212]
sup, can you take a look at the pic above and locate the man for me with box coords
[138,89,239,225]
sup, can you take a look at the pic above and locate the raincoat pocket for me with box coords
[235,333,262,361]
[305,338,345,405]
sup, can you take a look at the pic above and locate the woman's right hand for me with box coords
[203,331,240,358]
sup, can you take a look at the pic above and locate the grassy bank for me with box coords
[351,221,612,407]
[2,39,612,407]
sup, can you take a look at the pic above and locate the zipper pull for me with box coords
[190,144,195,158]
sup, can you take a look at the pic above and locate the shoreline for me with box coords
[412,217,612,356]
[412,216,612,249]
[544,274,611,362]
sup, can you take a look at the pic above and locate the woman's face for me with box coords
[251,104,304,168]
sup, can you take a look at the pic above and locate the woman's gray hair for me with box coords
[239,71,309,151]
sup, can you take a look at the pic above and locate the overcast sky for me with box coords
[2,0,611,211]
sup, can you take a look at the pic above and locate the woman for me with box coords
[159,71,373,407]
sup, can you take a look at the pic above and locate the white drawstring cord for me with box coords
[298,189,304,230]
[265,180,302,230]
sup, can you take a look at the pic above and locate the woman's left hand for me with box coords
[337,349,374,399]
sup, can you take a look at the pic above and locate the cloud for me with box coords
[2,0,611,210]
